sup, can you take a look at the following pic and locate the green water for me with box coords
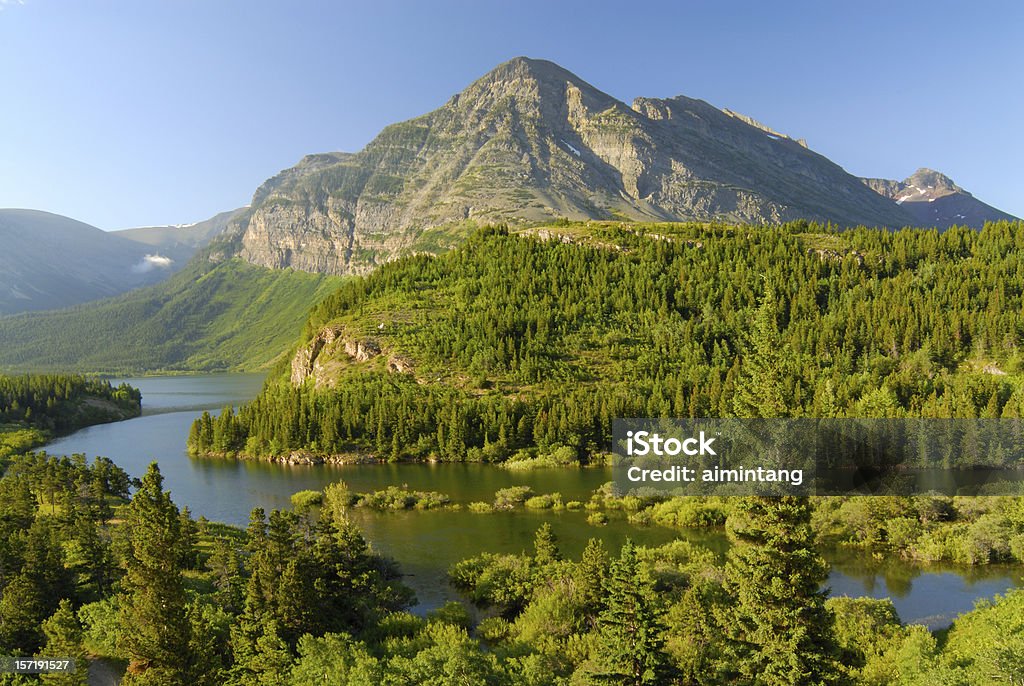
[43,374,1022,626]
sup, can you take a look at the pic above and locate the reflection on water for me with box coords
[827,548,1023,630]
[42,374,1021,622]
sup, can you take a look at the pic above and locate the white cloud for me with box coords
[131,254,174,274]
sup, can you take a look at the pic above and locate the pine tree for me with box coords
[177,506,200,570]
[532,523,561,565]
[733,285,792,419]
[118,462,193,685]
[591,541,671,685]
[207,537,244,614]
[575,538,609,625]
[723,496,848,685]
[230,616,293,686]
[38,599,88,686]
[0,574,45,653]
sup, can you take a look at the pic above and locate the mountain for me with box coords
[113,207,244,264]
[0,254,343,374]
[218,57,915,276]
[0,209,177,315]
[862,168,1018,229]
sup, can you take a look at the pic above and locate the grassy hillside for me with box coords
[0,257,344,374]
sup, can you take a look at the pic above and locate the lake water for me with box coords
[44,374,1022,627]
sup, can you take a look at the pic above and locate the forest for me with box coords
[191,221,1024,463]
[7,221,1024,684]
[0,375,141,467]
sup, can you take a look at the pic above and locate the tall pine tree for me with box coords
[590,541,671,686]
[723,497,847,685]
[733,284,791,420]
[727,283,847,684]
[118,462,194,685]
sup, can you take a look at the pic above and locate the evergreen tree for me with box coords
[723,496,847,686]
[591,541,671,686]
[0,574,45,653]
[177,507,199,570]
[38,600,88,686]
[229,618,292,686]
[575,537,609,625]
[733,285,791,419]
[532,523,561,565]
[207,537,244,614]
[118,462,193,685]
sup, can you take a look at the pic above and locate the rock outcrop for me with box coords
[291,325,411,387]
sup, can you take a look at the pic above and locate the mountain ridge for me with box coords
[216,56,923,276]
[0,209,176,315]
[112,207,244,264]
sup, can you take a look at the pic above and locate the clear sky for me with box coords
[1,0,1021,229]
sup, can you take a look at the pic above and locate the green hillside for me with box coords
[0,257,344,374]
[192,220,1024,462]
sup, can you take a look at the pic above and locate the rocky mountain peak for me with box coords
[904,168,963,195]
[862,168,1016,229]
[448,55,622,120]
[476,56,578,85]
[219,58,1018,276]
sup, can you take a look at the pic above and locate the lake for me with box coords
[44,374,1022,627]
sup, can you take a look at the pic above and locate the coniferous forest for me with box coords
[0,375,141,467]
[5,222,1024,684]
[193,222,1024,463]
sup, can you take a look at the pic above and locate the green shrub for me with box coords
[493,486,533,509]
[291,490,323,511]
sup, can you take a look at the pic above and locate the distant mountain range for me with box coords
[211,57,1016,277]
[862,168,1017,229]
[0,209,177,315]
[0,208,241,316]
[111,208,246,264]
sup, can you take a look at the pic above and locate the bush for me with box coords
[628,509,653,526]
[78,598,123,658]
[426,601,473,630]
[476,616,512,643]
[322,481,357,524]
[357,486,451,510]
[291,490,323,511]
[649,498,728,529]
[493,486,533,509]
[525,493,563,510]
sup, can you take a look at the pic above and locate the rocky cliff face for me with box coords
[862,168,1018,229]
[222,57,926,276]
[291,324,410,387]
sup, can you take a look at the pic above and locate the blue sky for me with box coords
[1,0,1021,228]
